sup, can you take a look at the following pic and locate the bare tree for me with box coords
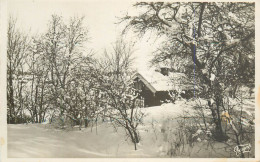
[8,15,92,125]
[121,2,254,143]
[103,38,135,78]
[91,38,145,150]
[7,16,30,124]
[23,36,52,123]
[37,15,90,126]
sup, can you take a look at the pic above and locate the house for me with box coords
[132,68,194,107]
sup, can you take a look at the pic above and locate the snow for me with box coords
[202,69,207,74]
[136,70,174,92]
[141,101,195,123]
[228,12,242,24]
[210,73,215,81]
[7,98,254,158]
[226,38,240,45]
[8,101,194,158]
[8,123,148,158]
[134,70,191,92]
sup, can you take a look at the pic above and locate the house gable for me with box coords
[133,73,157,94]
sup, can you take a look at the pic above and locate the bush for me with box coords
[49,115,75,130]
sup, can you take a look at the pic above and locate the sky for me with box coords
[7,0,161,71]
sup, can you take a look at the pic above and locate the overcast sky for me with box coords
[7,0,161,71]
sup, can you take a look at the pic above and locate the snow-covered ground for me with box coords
[8,101,190,158]
[8,123,149,158]
[8,99,254,158]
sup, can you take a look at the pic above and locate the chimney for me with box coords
[160,67,169,76]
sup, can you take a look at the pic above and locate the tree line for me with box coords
[7,14,144,149]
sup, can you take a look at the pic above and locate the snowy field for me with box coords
[8,123,151,158]
[8,100,254,158]
[7,101,189,158]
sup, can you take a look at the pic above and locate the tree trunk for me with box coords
[133,130,139,143]
[8,68,15,123]
[214,96,228,142]
[84,118,89,127]
[126,123,139,150]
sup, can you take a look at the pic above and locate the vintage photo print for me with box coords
[0,0,259,161]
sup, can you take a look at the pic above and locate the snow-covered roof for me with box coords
[133,69,193,94]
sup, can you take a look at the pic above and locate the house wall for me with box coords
[142,89,161,107]
[134,78,170,107]
[155,91,173,103]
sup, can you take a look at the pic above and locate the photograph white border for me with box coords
[0,0,259,161]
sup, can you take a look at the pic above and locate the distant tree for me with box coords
[7,17,30,124]
[8,15,92,125]
[38,15,90,126]
[23,36,52,123]
[103,38,135,78]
